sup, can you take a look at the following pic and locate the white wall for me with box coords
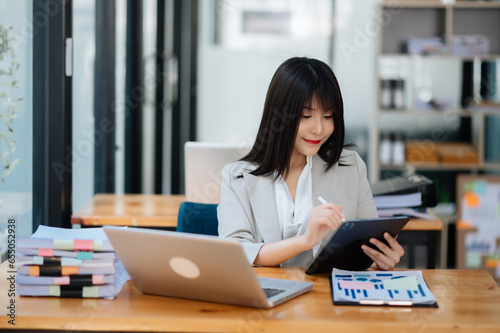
[197,0,333,146]
[332,0,380,180]
[197,48,289,146]
[196,0,377,172]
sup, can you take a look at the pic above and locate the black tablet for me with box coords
[305,216,409,274]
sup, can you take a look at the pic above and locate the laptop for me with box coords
[305,216,410,274]
[103,227,313,308]
[184,141,251,204]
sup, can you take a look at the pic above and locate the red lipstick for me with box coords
[304,139,321,145]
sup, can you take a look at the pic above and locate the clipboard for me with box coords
[330,269,438,308]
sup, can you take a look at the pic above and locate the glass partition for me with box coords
[0,0,33,244]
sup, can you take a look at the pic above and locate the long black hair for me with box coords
[241,57,346,178]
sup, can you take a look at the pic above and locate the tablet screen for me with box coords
[305,216,409,274]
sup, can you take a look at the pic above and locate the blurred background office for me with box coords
[1,0,499,271]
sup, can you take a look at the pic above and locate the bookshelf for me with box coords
[373,1,500,182]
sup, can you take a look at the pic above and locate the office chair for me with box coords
[177,201,219,236]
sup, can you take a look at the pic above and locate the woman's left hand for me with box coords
[361,233,404,270]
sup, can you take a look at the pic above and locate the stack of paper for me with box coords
[16,226,129,299]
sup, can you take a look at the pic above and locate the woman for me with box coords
[217,57,403,270]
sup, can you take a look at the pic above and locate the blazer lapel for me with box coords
[311,155,338,205]
[311,155,339,249]
[243,172,282,242]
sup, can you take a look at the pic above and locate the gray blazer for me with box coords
[217,149,377,267]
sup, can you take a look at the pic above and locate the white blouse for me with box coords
[274,156,320,256]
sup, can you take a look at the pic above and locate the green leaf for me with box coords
[0,91,5,98]
[10,146,15,154]
[9,158,19,172]
[11,80,17,87]
[2,157,8,164]
[16,97,23,102]
[0,70,5,75]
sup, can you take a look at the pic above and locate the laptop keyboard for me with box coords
[263,288,285,298]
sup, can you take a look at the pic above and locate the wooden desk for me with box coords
[1,265,499,332]
[71,194,443,231]
[71,194,185,229]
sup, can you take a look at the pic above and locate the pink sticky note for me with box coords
[339,279,375,290]
[74,239,94,252]
[38,248,54,257]
[54,276,70,285]
[92,275,105,285]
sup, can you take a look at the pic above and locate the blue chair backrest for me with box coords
[177,201,219,236]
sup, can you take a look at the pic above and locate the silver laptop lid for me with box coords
[104,227,287,308]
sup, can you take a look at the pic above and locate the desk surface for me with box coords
[71,194,185,228]
[71,194,443,231]
[2,266,499,332]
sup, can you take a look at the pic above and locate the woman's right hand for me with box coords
[301,203,344,249]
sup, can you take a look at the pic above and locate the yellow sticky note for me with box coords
[463,182,475,192]
[465,191,480,208]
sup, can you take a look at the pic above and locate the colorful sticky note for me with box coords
[456,220,472,230]
[339,279,375,290]
[475,181,487,196]
[383,276,418,290]
[463,182,475,192]
[465,252,482,268]
[464,191,480,208]
[485,259,499,268]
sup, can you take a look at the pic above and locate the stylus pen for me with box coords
[318,196,346,222]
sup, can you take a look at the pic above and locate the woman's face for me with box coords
[292,96,334,162]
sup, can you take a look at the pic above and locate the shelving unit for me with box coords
[372,1,500,182]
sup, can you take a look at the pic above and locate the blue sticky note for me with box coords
[475,181,487,196]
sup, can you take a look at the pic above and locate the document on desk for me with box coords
[17,225,114,251]
[331,269,438,307]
